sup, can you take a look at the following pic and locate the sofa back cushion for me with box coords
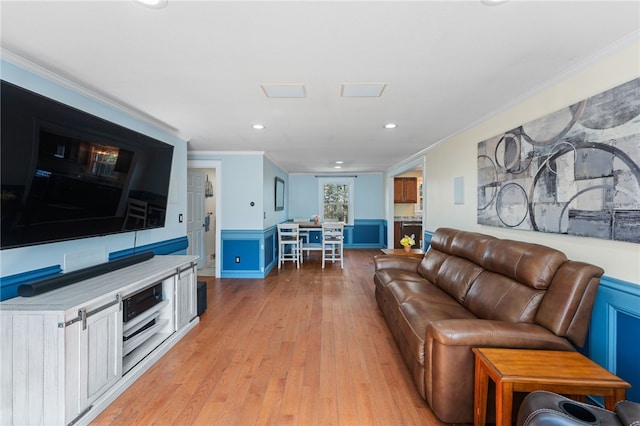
[449,230,496,264]
[418,228,493,303]
[482,239,567,289]
[417,227,603,346]
[436,257,485,304]
[417,228,459,284]
[417,249,448,284]
[427,227,459,253]
[464,271,546,322]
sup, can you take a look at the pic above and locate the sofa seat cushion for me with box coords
[398,296,477,366]
[375,268,424,288]
[385,279,456,307]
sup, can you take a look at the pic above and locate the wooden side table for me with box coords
[380,248,424,258]
[473,347,630,426]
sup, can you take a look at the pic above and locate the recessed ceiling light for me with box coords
[252,124,265,130]
[335,161,344,164]
[134,0,168,9]
[334,166,342,169]
[384,123,398,129]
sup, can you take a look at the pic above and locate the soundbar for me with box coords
[17,251,155,297]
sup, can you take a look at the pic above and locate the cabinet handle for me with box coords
[85,296,120,321]
[58,295,120,329]
[177,264,194,278]
[79,309,87,331]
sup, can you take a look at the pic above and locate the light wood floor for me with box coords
[92,249,446,425]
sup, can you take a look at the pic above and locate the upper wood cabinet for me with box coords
[394,177,418,203]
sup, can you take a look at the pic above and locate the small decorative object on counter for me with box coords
[313,213,319,224]
[400,234,415,252]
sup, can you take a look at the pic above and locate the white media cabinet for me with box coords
[0,255,199,426]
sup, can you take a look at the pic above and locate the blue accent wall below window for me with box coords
[351,220,385,247]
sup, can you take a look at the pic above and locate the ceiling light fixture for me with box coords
[334,166,342,169]
[134,0,168,9]
[252,124,265,130]
[335,161,344,164]
[384,123,398,129]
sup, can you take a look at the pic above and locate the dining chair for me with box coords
[122,198,148,230]
[321,222,344,269]
[277,223,302,269]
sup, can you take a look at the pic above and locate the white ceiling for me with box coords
[1,1,639,174]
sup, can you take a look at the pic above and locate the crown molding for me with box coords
[1,48,184,141]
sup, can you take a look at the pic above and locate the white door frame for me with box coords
[386,157,425,249]
[188,160,222,278]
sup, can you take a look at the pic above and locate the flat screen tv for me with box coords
[1,80,174,249]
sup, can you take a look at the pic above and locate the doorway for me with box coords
[187,160,221,277]
[387,157,425,250]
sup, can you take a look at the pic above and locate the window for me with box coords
[318,177,354,225]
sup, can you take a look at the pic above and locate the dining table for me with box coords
[293,221,327,258]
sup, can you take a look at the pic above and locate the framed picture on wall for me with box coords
[275,177,285,211]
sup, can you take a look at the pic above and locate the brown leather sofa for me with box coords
[374,228,604,424]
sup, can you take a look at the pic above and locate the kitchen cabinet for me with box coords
[394,220,423,250]
[0,255,199,426]
[394,178,418,203]
[402,222,423,249]
[394,221,402,249]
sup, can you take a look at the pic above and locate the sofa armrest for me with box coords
[426,319,575,350]
[373,254,420,272]
[423,319,576,422]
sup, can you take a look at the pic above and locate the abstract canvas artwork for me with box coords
[477,78,640,243]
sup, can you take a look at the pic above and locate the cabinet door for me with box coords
[77,296,122,412]
[402,224,423,248]
[177,264,197,329]
[394,221,402,249]
[394,178,418,203]
[393,178,404,203]
[403,178,418,203]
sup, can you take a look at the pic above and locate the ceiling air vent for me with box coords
[341,83,386,97]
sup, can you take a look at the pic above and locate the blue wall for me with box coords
[219,228,278,278]
[1,237,188,300]
[288,173,384,220]
[185,165,384,278]
[219,219,386,278]
[589,276,640,403]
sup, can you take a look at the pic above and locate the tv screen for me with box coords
[1,80,174,249]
